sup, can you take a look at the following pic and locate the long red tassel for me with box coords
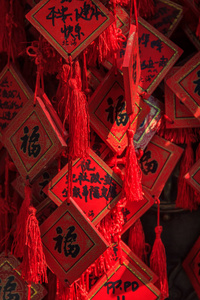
[123,129,143,201]
[128,218,146,261]
[12,180,47,284]
[150,198,169,300]
[68,62,90,160]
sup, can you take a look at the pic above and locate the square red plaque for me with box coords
[0,252,47,299]
[139,134,184,197]
[134,95,163,150]
[122,24,141,115]
[183,236,200,299]
[145,0,183,37]
[26,0,115,60]
[165,66,200,128]
[88,258,160,299]
[121,188,155,235]
[40,197,108,285]
[166,51,200,120]
[138,17,183,97]
[2,96,67,183]
[184,158,200,194]
[0,63,33,134]
[43,149,122,225]
[89,68,150,155]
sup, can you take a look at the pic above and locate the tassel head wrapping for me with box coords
[123,129,143,201]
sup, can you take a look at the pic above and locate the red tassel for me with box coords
[12,181,47,284]
[138,0,155,18]
[196,17,200,40]
[176,142,197,211]
[150,199,168,300]
[123,129,143,201]
[128,218,146,261]
[68,76,90,160]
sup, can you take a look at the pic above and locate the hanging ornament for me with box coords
[150,198,169,300]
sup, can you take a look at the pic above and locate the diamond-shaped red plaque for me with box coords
[122,24,140,115]
[145,0,183,37]
[165,66,200,128]
[43,149,122,225]
[134,95,163,151]
[0,63,33,133]
[40,197,108,285]
[138,17,183,97]
[89,68,150,155]
[121,188,155,234]
[88,258,160,299]
[183,236,200,299]
[166,51,200,120]
[0,252,47,299]
[26,0,115,60]
[139,134,184,197]
[110,241,158,284]
[2,96,67,183]
[184,158,200,194]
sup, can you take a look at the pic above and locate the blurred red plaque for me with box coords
[0,64,33,133]
[40,198,108,285]
[145,0,183,37]
[122,24,140,115]
[88,258,160,299]
[165,67,200,128]
[138,17,183,97]
[0,252,47,299]
[139,134,184,197]
[183,236,200,299]
[89,68,150,155]
[26,0,114,60]
[166,52,200,120]
[2,96,67,183]
[43,149,122,225]
[121,188,155,234]
[184,158,200,194]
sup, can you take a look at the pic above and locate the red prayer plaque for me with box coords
[165,66,200,128]
[138,17,183,97]
[0,252,47,299]
[26,0,115,60]
[90,129,111,160]
[139,134,184,197]
[122,24,141,115]
[182,236,200,299]
[2,96,67,183]
[134,95,163,150]
[145,0,183,37]
[184,158,200,194]
[43,149,122,225]
[88,258,160,299]
[111,241,158,284]
[40,197,108,285]
[0,63,33,134]
[166,52,200,120]
[12,160,59,207]
[36,197,58,225]
[89,68,150,155]
[121,188,155,235]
